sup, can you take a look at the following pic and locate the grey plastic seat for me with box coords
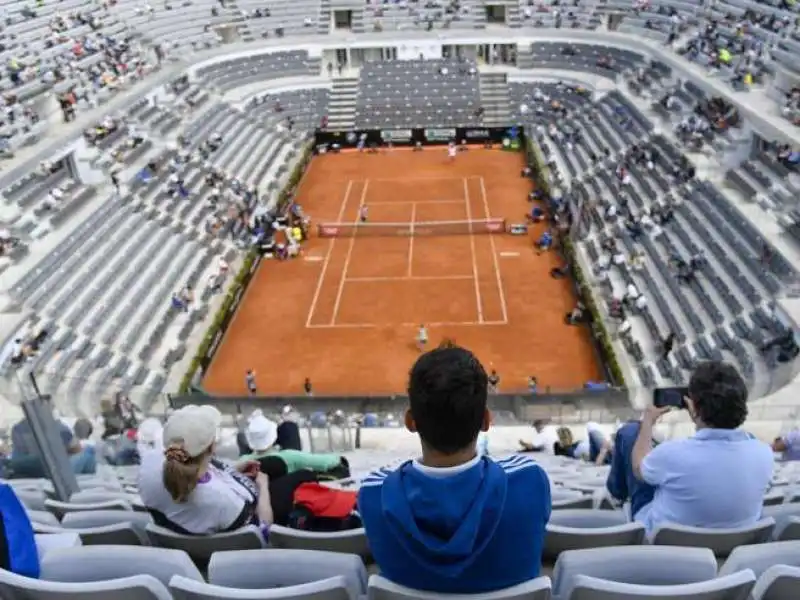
[551,546,719,598]
[209,549,367,598]
[762,504,800,540]
[564,569,755,600]
[553,496,594,510]
[720,541,800,579]
[40,545,203,587]
[367,574,551,600]
[545,510,645,559]
[652,519,775,557]
[69,490,142,504]
[0,570,172,600]
[146,524,266,569]
[16,488,48,511]
[45,499,133,519]
[752,565,800,600]
[170,574,354,600]
[268,525,370,561]
[59,509,153,545]
[27,509,61,527]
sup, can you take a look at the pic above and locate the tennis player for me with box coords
[245,369,257,396]
[416,324,428,351]
[359,204,369,223]
[447,141,457,161]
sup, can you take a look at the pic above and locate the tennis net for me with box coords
[317,218,507,238]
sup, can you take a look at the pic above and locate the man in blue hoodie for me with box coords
[358,345,551,594]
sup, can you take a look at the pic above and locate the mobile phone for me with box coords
[653,386,689,409]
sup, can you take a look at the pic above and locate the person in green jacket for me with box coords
[241,413,344,475]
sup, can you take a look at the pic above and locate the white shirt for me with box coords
[619,319,631,334]
[626,284,639,299]
[635,295,647,309]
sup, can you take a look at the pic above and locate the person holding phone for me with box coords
[627,361,773,538]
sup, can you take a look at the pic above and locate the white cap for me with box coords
[245,415,278,452]
[162,405,221,458]
[137,418,164,446]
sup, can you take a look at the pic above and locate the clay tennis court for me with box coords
[203,148,602,396]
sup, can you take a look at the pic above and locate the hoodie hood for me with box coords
[380,456,508,579]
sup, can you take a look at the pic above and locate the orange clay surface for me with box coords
[203,148,602,396]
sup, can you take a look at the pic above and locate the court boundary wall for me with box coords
[168,389,636,422]
[313,125,521,149]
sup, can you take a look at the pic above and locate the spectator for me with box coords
[586,422,613,465]
[631,361,773,537]
[239,412,347,477]
[138,405,273,535]
[8,414,96,477]
[519,419,560,453]
[358,345,551,594]
[606,420,665,517]
[772,429,800,461]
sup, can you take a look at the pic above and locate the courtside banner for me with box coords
[424,128,457,142]
[381,129,414,143]
[314,126,524,149]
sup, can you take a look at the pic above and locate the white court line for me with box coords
[305,180,353,328]
[362,176,467,183]
[346,275,474,283]
[479,176,509,325]
[463,178,484,323]
[307,320,508,329]
[329,180,369,326]
[366,200,464,205]
[407,202,417,278]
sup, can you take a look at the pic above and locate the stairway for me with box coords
[479,72,511,126]
[506,3,522,27]
[223,0,254,42]
[317,0,332,34]
[327,77,359,130]
[515,45,534,69]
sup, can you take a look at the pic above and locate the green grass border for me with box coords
[523,135,625,386]
[177,143,315,394]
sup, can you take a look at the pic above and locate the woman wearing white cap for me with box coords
[240,413,345,476]
[138,405,274,535]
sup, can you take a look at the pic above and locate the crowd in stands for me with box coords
[2,344,800,598]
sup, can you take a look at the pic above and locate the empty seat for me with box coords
[0,570,172,600]
[367,574,552,600]
[209,549,367,598]
[752,565,800,600]
[146,524,266,569]
[268,525,370,561]
[720,541,800,578]
[545,510,645,559]
[170,574,354,600]
[563,569,755,600]
[652,519,775,557]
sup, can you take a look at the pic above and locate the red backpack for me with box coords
[288,483,361,532]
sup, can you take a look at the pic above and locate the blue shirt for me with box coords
[606,421,655,518]
[358,455,551,594]
[636,428,773,537]
[11,419,73,458]
[779,430,800,461]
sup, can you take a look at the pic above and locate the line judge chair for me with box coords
[367,575,552,600]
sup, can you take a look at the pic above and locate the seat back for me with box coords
[45,499,133,519]
[751,565,800,600]
[209,549,367,598]
[720,541,800,578]
[652,519,776,557]
[552,546,718,598]
[0,568,171,600]
[146,524,265,568]
[367,574,552,600]
[569,569,756,600]
[40,545,203,586]
[268,525,370,560]
[170,574,354,600]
